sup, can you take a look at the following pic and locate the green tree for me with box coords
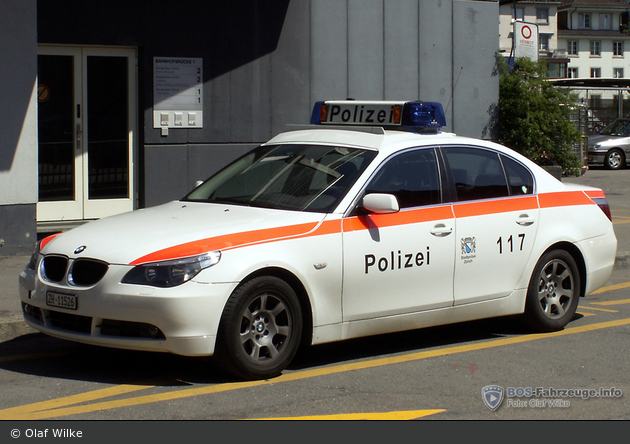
[495,56,582,174]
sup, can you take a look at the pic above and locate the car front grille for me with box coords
[49,310,93,334]
[42,255,68,282]
[42,256,109,287]
[69,259,109,286]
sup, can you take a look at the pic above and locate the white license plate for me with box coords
[46,292,78,310]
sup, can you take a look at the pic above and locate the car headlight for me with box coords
[26,241,41,271]
[122,251,221,287]
[593,144,602,149]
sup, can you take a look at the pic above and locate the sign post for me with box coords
[513,21,539,61]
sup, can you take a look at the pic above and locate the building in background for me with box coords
[0,0,500,255]
[499,0,569,77]
[557,0,630,80]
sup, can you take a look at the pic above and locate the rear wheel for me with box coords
[605,149,625,170]
[215,276,302,380]
[523,250,580,332]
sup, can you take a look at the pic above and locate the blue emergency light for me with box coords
[311,100,446,132]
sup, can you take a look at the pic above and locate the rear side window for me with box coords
[501,155,534,196]
[443,147,509,201]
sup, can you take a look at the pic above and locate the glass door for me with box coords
[37,46,137,222]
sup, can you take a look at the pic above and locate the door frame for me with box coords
[37,45,138,223]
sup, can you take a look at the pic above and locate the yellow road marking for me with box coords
[612,215,630,225]
[2,317,630,420]
[256,409,445,420]
[590,281,630,295]
[575,311,596,317]
[591,299,630,306]
[578,306,618,313]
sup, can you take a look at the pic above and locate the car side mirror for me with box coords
[362,193,400,214]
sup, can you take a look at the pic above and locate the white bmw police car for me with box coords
[20,101,617,380]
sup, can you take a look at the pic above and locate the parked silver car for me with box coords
[587,119,630,170]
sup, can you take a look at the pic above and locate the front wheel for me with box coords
[605,149,625,170]
[215,276,303,380]
[523,250,580,332]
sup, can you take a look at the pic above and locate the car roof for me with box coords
[267,127,524,159]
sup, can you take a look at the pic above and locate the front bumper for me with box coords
[587,150,606,165]
[19,263,237,357]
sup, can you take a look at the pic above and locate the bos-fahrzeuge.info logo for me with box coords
[482,385,623,411]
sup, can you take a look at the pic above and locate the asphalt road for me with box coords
[0,166,628,428]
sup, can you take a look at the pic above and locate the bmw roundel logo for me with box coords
[74,245,87,254]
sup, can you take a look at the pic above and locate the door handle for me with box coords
[430,223,453,237]
[516,214,535,226]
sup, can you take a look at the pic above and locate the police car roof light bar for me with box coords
[311,100,446,132]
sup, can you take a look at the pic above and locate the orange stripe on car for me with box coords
[40,233,62,250]
[342,205,454,233]
[130,190,601,265]
[130,220,341,265]
[453,196,538,218]
[584,189,605,199]
[538,191,594,208]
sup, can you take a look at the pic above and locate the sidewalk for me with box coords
[0,255,35,339]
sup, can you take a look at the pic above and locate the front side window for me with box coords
[443,147,509,201]
[364,148,441,209]
[184,144,377,213]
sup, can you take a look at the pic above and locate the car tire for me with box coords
[215,275,303,380]
[605,149,625,170]
[523,250,580,333]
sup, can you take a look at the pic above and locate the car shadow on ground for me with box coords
[0,312,578,386]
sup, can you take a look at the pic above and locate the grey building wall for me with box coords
[0,0,38,255]
[2,0,499,243]
[145,0,500,207]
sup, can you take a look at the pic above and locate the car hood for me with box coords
[588,134,626,147]
[41,201,328,265]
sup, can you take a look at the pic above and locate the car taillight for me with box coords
[592,197,612,221]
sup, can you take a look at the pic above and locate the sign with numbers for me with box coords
[153,57,203,128]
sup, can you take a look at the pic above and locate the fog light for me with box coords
[148,326,161,338]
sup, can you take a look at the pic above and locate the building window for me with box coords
[568,41,579,55]
[591,68,601,78]
[600,13,612,30]
[614,41,624,56]
[590,41,601,56]
[568,68,579,78]
[539,35,550,52]
[513,7,524,21]
[579,13,591,29]
[614,68,624,78]
[537,8,549,24]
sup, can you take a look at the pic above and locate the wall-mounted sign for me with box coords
[153,57,203,129]
[513,21,539,62]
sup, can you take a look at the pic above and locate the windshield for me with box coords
[600,119,630,136]
[183,144,377,213]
